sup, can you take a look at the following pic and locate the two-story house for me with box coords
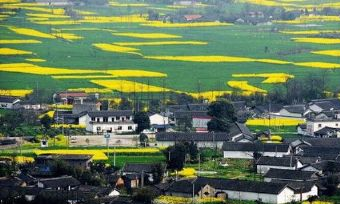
[79,110,137,134]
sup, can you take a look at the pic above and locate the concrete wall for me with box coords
[292,185,318,202]
[224,151,289,159]
[306,120,340,136]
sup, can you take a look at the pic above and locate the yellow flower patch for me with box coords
[52,33,83,40]
[0,89,33,97]
[294,62,340,69]
[106,70,167,77]
[49,104,73,109]
[0,63,103,75]
[0,48,32,55]
[0,39,41,44]
[25,58,46,62]
[73,9,96,15]
[292,37,340,44]
[141,21,232,27]
[114,41,207,46]
[52,124,86,128]
[186,90,232,101]
[232,73,294,83]
[280,30,340,35]
[33,20,80,25]
[256,59,291,65]
[34,149,108,160]
[90,79,172,93]
[177,168,196,177]
[112,32,181,39]
[7,26,56,39]
[26,13,69,18]
[246,118,305,126]
[68,88,112,93]
[227,81,267,93]
[80,15,148,23]
[144,55,254,62]
[311,50,340,57]
[109,2,149,7]
[93,43,141,55]
[39,110,55,119]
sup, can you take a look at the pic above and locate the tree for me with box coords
[133,112,150,133]
[151,163,165,184]
[132,187,158,204]
[0,111,24,136]
[139,133,149,147]
[40,114,53,130]
[207,100,236,132]
[187,141,198,162]
[118,97,132,110]
[164,143,186,170]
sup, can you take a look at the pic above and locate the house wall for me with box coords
[192,117,211,129]
[224,151,290,159]
[292,186,318,202]
[150,114,169,125]
[306,120,340,136]
[0,102,14,109]
[156,141,224,149]
[257,165,296,174]
[278,109,302,118]
[87,123,137,134]
[219,187,295,204]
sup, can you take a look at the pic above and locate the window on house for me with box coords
[103,117,108,122]
[96,118,100,122]
[128,126,132,130]
[336,124,339,127]
[97,127,101,131]
[318,124,322,128]
[111,118,115,122]
[116,116,120,120]
[126,116,130,120]
[91,117,95,121]
[122,117,125,121]
[118,126,122,130]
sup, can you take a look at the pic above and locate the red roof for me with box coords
[184,14,202,21]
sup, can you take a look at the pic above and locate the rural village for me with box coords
[1,0,340,203]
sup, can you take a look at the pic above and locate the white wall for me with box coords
[306,120,340,135]
[257,165,295,174]
[87,123,137,134]
[219,187,295,204]
[292,185,318,202]
[224,151,290,159]
[150,114,169,125]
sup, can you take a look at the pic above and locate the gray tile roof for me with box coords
[256,156,297,167]
[264,169,318,180]
[87,110,133,117]
[222,142,290,153]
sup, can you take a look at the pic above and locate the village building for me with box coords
[264,169,320,182]
[222,142,291,159]
[53,91,88,104]
[156,123,254,148]
[149,113,170,132]
[306,118,340,137]
[37,176,80,190]
[121,163,159,188]
[78,110,137,134]
[256,156,302,174]
[36,154,93,170]
[165,177,318,203]
[0,96,20,109]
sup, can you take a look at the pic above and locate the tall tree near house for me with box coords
[0,111,24,137]
[118,97,132,110]
[164,143,186,170]
[133,112,150,133]
[207,100,237,132]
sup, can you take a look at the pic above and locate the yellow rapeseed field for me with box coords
[7,26,56,39]
[93,43,142,55]
[311,50,340,57]
[25,58,46,62]
[280,30,340,35]
[144,55,291,65]
[232,73,294,83]
[227,81,267,93]
[246,118,305,126]
[292,37,340,44]
[0,156,35,164]
[294,62,340,69]
[49,104,73,109]
[0,89,33,97]
[114,41,207,46]
[106,70,167,77]
[186,90,232,101]
[112,32,181,39]
[141,21,232,27]
[0,63,103,75]
[68,88,113,93]
[80,15,148,23]
[0,48,32,55]
[0,39,41,44]
[26,13,69,18]
[52,32,83,40]
[52,124,86,128]
[39,110,55,119]
[32,20,80,25]
[90,80,172,93]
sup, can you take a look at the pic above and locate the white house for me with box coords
[79,110,137,134]
[0,96,20,109]
[256,156,303,174]
[149,113,169,126]
[306,119,340,136]
[222,142,291,159]
[166,177,318,204]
